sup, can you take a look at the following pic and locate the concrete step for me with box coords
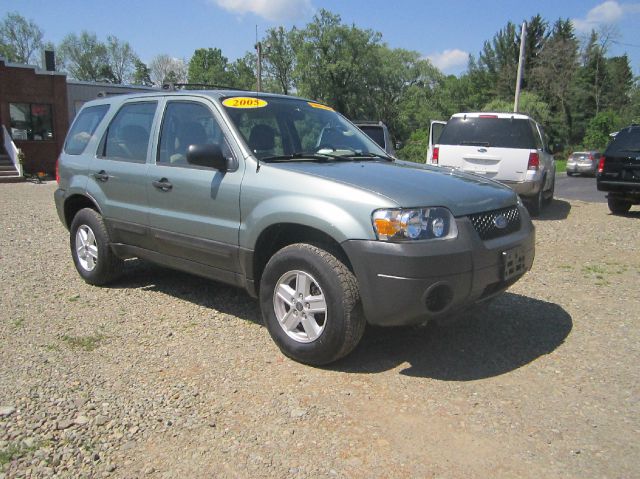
[0,170,19,177]
[0,174,24,183]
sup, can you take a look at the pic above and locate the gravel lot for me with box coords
[1,182,639,478]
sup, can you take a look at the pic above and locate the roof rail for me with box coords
[161,82,251,92]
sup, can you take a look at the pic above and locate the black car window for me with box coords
[438,117,537,149]
[358,126,385,148]
[64,105,109,155]
[605,127,640,155]
[99,102,157,162]
[157,101,231,166]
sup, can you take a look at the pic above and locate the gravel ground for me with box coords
[1,182,639,478]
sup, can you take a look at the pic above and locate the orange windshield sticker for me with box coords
[308,102,334,111]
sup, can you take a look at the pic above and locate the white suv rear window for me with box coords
[438,117,536,149]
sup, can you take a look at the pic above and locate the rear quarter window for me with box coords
[605,128,640,155]
[438,117,536,149]
[64,105,110,155]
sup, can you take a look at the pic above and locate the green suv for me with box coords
[55,91,535,365]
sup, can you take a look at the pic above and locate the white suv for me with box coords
[428,112,555,215]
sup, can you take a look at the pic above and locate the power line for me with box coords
[611,40,640,48]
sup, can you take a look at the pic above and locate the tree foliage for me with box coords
[0,11,44,65]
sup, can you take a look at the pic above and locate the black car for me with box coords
[597,124,640,214]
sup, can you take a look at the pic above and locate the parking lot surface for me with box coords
[1,182,638,478]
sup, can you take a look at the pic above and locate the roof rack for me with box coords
[161,82,251,92]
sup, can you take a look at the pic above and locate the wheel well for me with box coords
[64,195,99,228]
[252,224,352,286]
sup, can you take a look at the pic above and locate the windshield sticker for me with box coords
[222,97,268,109]
[308,102,334,111]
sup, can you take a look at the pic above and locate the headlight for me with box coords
[372,207,458,241]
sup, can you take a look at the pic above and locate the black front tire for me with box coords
[70,208,123,285]
[259,243,365,365]
[607,197,632,215]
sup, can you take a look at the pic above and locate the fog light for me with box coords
[431,217,445,237]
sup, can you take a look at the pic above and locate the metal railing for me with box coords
[2,125,22,176]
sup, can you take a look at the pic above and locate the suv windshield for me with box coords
[221,96,388,161]
[438,117,537,149]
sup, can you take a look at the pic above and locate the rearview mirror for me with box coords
[187,144,228,171]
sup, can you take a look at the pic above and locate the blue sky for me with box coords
[2,0,639,75]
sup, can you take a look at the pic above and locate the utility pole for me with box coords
[514,21,526,113]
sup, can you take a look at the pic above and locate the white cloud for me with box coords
[426,49,469,73]
[572,1,640,32]
[213,0,313,22]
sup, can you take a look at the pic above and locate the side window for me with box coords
[99,102,157,162]
[157,101,231,166]
[530,121,543,150]
[64,105,109,155]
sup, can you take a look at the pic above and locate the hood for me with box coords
[269,159,518,217]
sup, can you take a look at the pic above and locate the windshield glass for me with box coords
[438,117,537,149]
[220,96,387,160]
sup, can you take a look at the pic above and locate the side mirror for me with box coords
[187,144,228,171]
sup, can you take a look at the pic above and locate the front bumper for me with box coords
[341,206,535,326]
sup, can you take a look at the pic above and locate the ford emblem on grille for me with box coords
[493,214,508,229]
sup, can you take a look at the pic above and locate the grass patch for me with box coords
[43,343,61,352]
[67,294,81,302]
[0,440,41,465]
[555,159,567,173]
[583,264,607,275]
[61,333,106,352]
[11,318,24,329]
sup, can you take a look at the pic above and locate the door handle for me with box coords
[94,170,109,182]
[152,178,173,191]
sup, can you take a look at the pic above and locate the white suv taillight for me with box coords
[527,151,539,170]
[432,146,439,165]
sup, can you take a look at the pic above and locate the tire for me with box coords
[259,243,365,365]
[526,181,545,217]
[70,208,123,285]
[607,197,632,215]
[566,171,574,177]
[544,174,555,205]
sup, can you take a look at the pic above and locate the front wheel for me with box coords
[259,243,365,365]
[607,197,632,215]
[70,208,123,285]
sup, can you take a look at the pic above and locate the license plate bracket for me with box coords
[502,246,525,281]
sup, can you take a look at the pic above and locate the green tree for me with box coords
[230,53,256,90]
[262,26,296,94]
[132,59,153,86]
[106,35,139,84]
[582,110,620,150]
[0,11,43,64]
[483,91,551,126]
[188,48,232,86]
[58,31,112,82]
[293,9,382,117]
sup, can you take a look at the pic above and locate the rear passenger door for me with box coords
[87,100,159,249]
[145,98,243,276]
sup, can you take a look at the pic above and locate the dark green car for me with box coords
[55,91,535,365]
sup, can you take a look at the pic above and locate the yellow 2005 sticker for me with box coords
[308,102,334,111]
[222,97,268,108]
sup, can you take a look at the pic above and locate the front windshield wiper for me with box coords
[260,152,341,162]
[344,152,395,162]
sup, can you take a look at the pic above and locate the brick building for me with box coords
[0,56,68,176]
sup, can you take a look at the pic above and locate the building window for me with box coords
[9,103,54,141]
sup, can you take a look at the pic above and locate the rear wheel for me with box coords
[70,208,123,285]
[259,243,365,365]
[607,197,632,215]
[527,182,545,217]
[544,174,555,205]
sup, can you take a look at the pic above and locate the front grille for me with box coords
[468,206,521,241]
